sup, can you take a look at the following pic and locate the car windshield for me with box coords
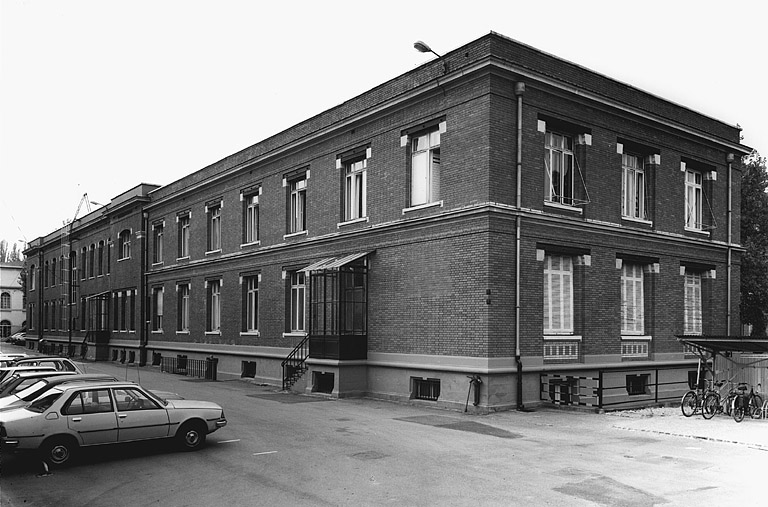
[26,392,62,413]
[144,389,168,406]
[0,375,20,394]
[15,380,48,400]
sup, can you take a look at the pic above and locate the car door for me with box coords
[62,388,119,446]
[113,387,171,442]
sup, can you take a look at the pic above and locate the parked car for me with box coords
[0,366,58,383]
[0,381,227,467]
[4,332,26,345]
[0,371,78,398]
[0,353,29,367]
[10,356,84,374]
[0,374,119,410]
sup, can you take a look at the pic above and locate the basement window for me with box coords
[412,377,441,401]
[241,361,257,378]
[626,374,650,396]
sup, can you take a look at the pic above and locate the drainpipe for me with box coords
[514,81,525,410]
[726,153,734,336]
[140,211,149,366]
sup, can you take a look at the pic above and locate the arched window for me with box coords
[30,265,36,290]
[0,292,10,309]
[118,230,131,260]
[51,258,57,286]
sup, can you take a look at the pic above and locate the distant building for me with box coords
[24,32,751,411]
[0,261,25,337]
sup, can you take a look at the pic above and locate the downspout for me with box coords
[140,211,149,366]
[726,153,734,336]
[514,81,526,410]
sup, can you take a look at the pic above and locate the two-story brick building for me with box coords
[25,32,750,411]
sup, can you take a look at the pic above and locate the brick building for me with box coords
[24,32,750,411]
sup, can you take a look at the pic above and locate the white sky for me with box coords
[1,0,766,255]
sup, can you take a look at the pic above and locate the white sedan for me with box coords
[0,380,227,467]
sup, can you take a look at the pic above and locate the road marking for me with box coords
[218,439,241,444]
[253,451,277,456]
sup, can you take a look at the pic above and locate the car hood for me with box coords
[0,396,23,410]
[165,399,222,411]
[149,390,184,401]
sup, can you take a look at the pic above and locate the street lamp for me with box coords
[414,40,448,74]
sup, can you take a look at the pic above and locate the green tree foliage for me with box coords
[740,152,768,335]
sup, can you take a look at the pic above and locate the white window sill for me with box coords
[151,330,163,334]
[544,201,583,214]
[621,215,653,226]
[176,330,190,335]
[152,262,163,267]
[176,256,190,262]
[621,335,652,341]
[543,334,581,340]
[338,217,369,228]
[117,257,130,262]
[402,200,443,214]
[205,249,222,256]
[205,331,221,336]
[684,227,710,237]
[240,241,261,248]
[282,332,307,338]
[240,331,260,337]
[284,231,308,239]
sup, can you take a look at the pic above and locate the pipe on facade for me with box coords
[140,212,149,366]
[514,81,525,410]
[726,153,734,335]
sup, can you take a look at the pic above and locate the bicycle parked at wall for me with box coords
[702,381,738,419]
[732,383,763,423]
[681,378,718,417]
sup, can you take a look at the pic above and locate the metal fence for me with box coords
[161,355,218,380]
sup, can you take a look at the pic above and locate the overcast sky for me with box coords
[1,0,765,255]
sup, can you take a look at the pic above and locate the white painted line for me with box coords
[253,451,277,456]
[218,439,241,444]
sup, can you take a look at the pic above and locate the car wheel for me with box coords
[41,437,78,467]
[176,421,207,451]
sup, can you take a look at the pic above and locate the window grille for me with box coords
[412,377,440,401]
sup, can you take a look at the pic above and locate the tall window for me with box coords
[410,129,441,206]
[178,284,190,332]
[622,153,646,220]
[543,254,573,334]
[208,280,221,332]
[289,178,307,233]
[89,244,95,278]
[44,261,49,287]
[118,230,131,260]
[244,194,259,244]
[178,214,190,258]
[29,265,36,291]
[684,271,702,334]
[153,224,164,263]
[244,275,259,333]
[290,271,306,332]
[51,258,56,286]
[0,292,10,309]
[345,158,367,221]
[152,287,163,331]
[208,205,221,251]
[81,248,87,279]
[97,241,104,276]
[685,169,703,230]
[621,263,644,334]
[545,131,574,205]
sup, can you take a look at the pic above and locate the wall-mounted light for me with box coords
[414,40,448,74]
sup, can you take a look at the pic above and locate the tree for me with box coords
[740,152,768,336]
[0,239,23,262]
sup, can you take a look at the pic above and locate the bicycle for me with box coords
[681,378,716,417]
[702,381,736,420]
[732,383,763,423]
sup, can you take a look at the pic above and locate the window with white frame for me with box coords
[622,153,647,220]
[545,131,574,206]
[177,283,190,332]
[178,214,190,258]
[244,193,259,244]
[621,263,644,334]
[543,254,573,334]
[118,230,131,260]
[152,287,163,331]
[0,292,10,309]
[289,177,307,234]
[290,271,306,332]
[153,224,164,264]
[410,129,441,206]
[208,204,222,252]
[244,275,259,333]
[685,169,703,230]
[81,248,87,279]
[345,157,367,221]
[29,265,36,291]
[207,280,221,332]
[51,258,56,286]
[97,242,104,276]
[684,271,702,335]
[89,244,95,278]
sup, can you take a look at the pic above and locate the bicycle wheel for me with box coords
[749,394,764,419]
[724,394,734,416]
[733,397,745,423]
[681,391,698,417]
[702,393,719,420]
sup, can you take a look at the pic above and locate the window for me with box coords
[114,388,159,411]
[153,224,164,264]
[626,374,650,396]
[621,263,644,334]
[88,244,95,278]
[412,377,441,401]
[684,271,702,335]
[207,280,221,332]
[243,193,259,244]
[118,230,131,260]
[51,258,56,286]
[410,129,441,206]
[28,303,35,330]
[81,247,87,279]
[290,271,306,332]
[113,289,135,332]
[208,204,221,252]
[97,242,104,276]
[685,169,703,230]
[29,265,36,291]
[178,214,190,258]
[289,177,307,234]
[44,261,49,287]
[63,389,113,415]
[344,157,367,221]
[60,255,65,284]
[545,131,574,205]
[543,254,573,334]
[177,283,190,332]
[243,275,259,333]
[0,292,10,309]
[622,153,647,220]
[152,287,163,332]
